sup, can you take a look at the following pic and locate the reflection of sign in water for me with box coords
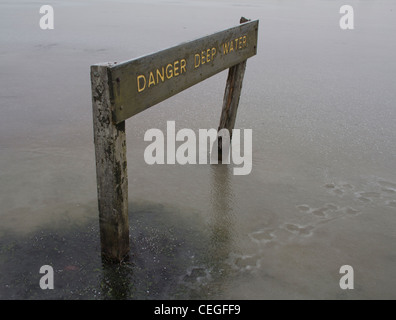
[109,20,258,123]
[90,19,259,263]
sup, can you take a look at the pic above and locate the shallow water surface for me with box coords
[0,0,395,299]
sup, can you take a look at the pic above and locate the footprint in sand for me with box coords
[295,201,361,232]
[350,179,396,207]
[283,223,314,236]
[342,206,361,216]
[311,207,328,217]
[324,182,357,198]
[325,183,344,196]
[356,191,381,203]
[297,203,340,218]
[248,229,275,244]
[312,204,339,218]
[324,180,393,207]
[227,253,261,273]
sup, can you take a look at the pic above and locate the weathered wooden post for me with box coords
[218,61,247,136]
[90,18,258,263]
[91,63,129,263]
[218,18,251,158]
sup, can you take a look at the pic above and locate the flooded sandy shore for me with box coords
[1,0,395,299]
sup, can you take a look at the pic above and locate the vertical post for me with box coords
[217,59,247,159]
[217,18,250,159]
[91,64,129,263]
[218,60,247,136]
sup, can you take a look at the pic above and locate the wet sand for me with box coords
[1,0,396,299]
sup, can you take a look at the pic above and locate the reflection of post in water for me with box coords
[209,163,235,274]
[100,262,133,299]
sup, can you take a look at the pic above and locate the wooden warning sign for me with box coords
[107,20,258,123]
[91,19,259,263]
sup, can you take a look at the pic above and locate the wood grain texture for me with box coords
[217,18,252,159]
[91,64,129,263]
[106,20,258,123]
[218,60,247,135]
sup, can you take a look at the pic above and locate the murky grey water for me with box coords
[1,0,395,299]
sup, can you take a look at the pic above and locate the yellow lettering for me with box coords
[166,63,173,79]
[230,40,234,52]
[137,75,146,92]
[137,58,189,91]
[243,35,247,47]
[223,42,229,54]
[174,60,179,76]
[180,59,187,73]
[156,67,165,83]
[194,54,200,68]
[239,36,243,49]
[201,51,206,64]
[206,48,211,63]
[211,47,216,61]
[148,71,155,87]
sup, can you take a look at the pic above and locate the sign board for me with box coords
[105,20,258,123]
[91,19,259,262]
